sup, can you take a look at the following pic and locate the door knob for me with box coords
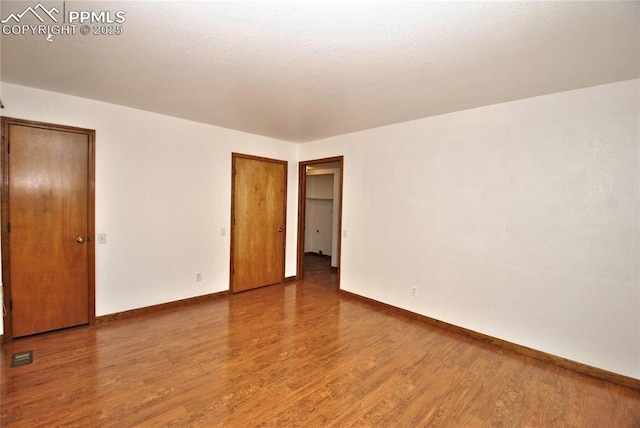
[76,236,85,243]
[278,227,284,233]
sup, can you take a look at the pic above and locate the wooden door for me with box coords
[231,154,286,293]
[2,117,95,339]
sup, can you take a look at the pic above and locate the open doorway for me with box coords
[297,157,343,288]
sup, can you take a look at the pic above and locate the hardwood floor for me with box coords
[303,253,338,289]
[2,270,639,426]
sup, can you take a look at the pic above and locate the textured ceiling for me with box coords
[1,1,638,142]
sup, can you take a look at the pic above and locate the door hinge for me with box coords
[9,300,13,311]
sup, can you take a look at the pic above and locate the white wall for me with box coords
[2,79,638,380]
[304,198,333,255]
[299,79,640,379]
[305,174,334,255]
[306,174,334,200]
[0,82,299,334]
[307,168,342,267]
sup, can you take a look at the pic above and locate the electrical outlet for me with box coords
[411,285,417,297]
[196,273,202,282]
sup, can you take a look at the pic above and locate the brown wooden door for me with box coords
[2,118,95,338]
[231,154,286,293]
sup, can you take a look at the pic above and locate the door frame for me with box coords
[296,156,344,283]
[1,117,96,341]
[230,152,288,293]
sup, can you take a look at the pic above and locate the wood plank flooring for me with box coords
[2,264,639,427]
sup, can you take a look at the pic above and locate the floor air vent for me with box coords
[11,351,33,367]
